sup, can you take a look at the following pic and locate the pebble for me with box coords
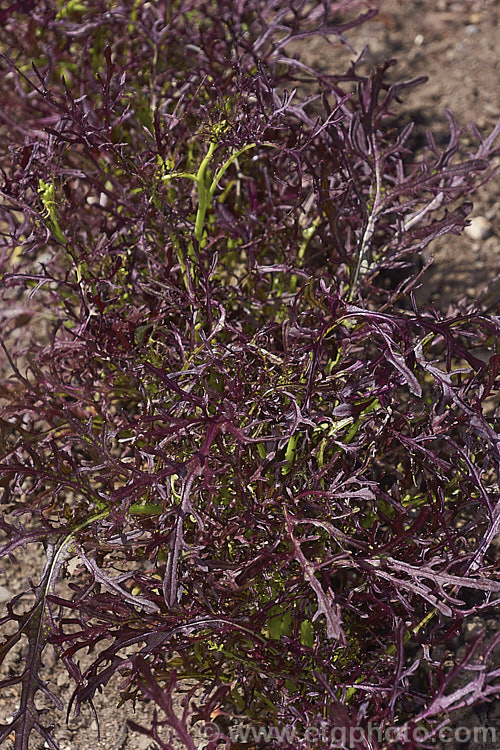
[56,671,69,688]
[464,216,492,241]
[134,736,154,750]
[0,585,12,602]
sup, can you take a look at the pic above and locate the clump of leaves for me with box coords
[1,1,499,749]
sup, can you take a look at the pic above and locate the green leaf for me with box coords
[300,619,314,647]
[268,610,292,640]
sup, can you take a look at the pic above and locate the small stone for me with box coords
[464,216,492,241]
[465,24,479,35]
[485,103,498,117]
[56,671,69,688]
[0,585,12,602]
[135,736,154,750]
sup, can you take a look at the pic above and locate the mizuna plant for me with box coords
[0,2,499,749]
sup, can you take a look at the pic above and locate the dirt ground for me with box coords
[1,1,499,748]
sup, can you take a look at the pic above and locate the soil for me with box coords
[1,1,499,748]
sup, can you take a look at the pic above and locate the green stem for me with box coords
[194,141,217,244]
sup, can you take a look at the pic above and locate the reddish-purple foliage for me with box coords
[0,2,499,749]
